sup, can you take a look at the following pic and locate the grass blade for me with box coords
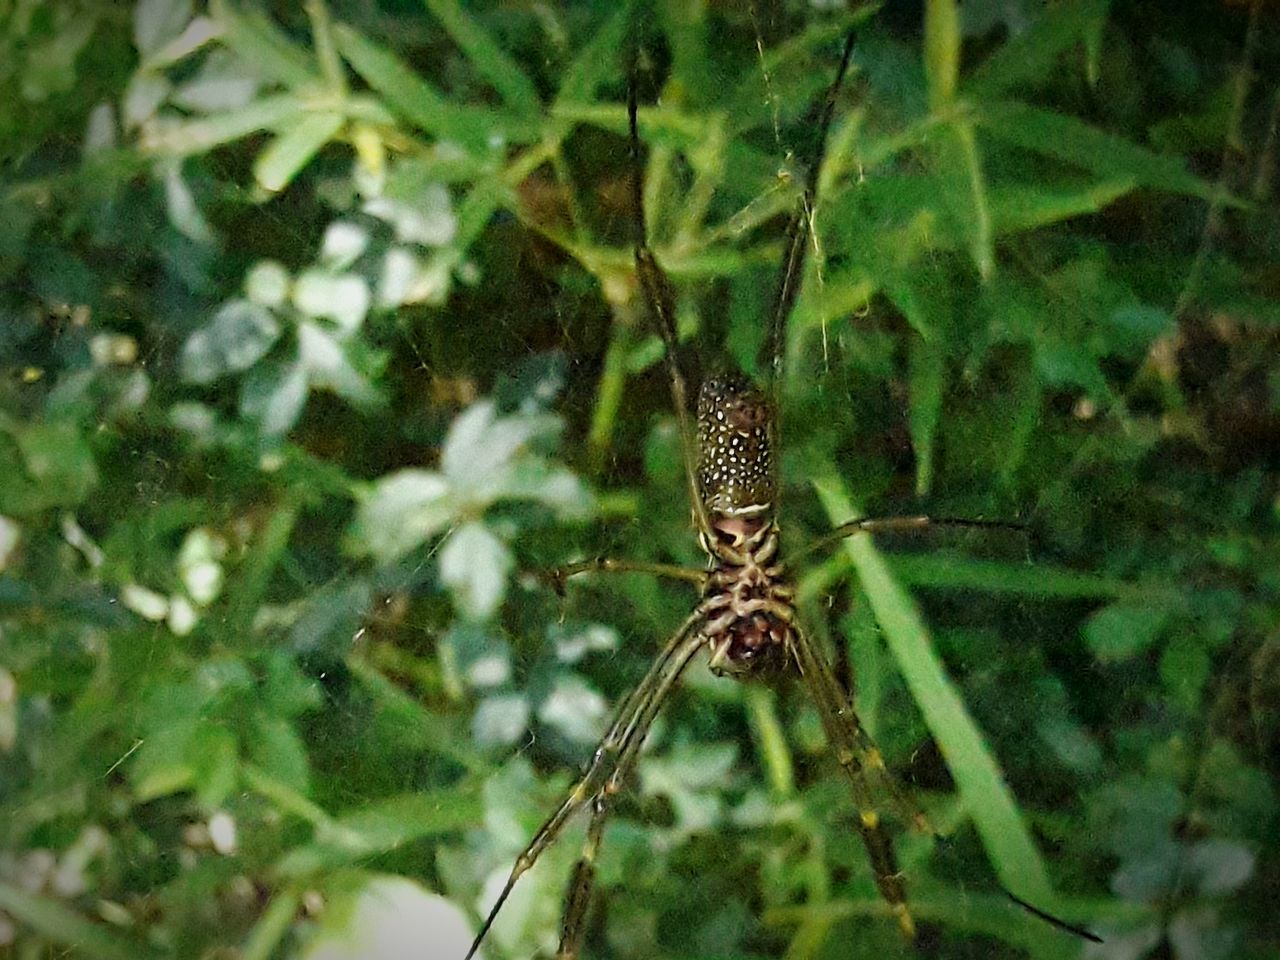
[424,0,540,115]
[254,111,344,193]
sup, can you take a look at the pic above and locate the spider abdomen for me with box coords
[696,373,777,528]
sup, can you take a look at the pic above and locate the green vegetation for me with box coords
[1,1,1277,958]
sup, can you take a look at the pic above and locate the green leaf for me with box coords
[886,270,951,495]
[333,23,528,148]
[332,788,483,849]
[288,580,374,658]
[134,0,194,60]
[987,179,1134,236]
[0,421,99,514]
[296,321,381,408]
[439,520,513,620]
[553,4,629,109]
[906,334,945,497]
[238,359,308,436]
[130,717,199,800]
[191,723,239,808]
[979,101,1219,201]
[423,0,541,115]
[348,469,454,563]
[1083,601,1172,661]
[20,11,98,100]
[936,121,994,278]
[249,714,311,796]
[277,786,483,875]
[964,0,1111,99]
[345,658,486,772]
[141,93,307,156]
[261,651,323,716]
[253,111,345,193]
[181,299,281,384]
[210,0,320,89]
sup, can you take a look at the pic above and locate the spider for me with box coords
[464,8,1094,959]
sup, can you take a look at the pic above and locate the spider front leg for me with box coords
[463,610,706,960]
[788,620,932,940]
[541,558,708,598]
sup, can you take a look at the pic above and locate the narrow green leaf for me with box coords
[211,0,320,89]
[243,764,346,833]
[334,23,528,148]
[979,100,1221,201]
[988,178,1133,236]
[231,499,300,619]
[249,714,311,796]
[944,121,994,278]
[0,883,161,960]
[744,686,795,799]
[885,268,951,496]
[141,93,306,156]
[303,0,346,94]
[253,111,344,192]
[812,470,1057,909]
[923,0,960,111]
[554,4,630,109]
[346,656,487,773]
[276,785,482,875]
[331,786,483,847]
[423,0,540,115]
[242,887,302,960]
[965,0,1111,99]
[906,334,944,496]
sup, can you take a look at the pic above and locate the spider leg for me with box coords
[788,620,929,940]
[758,27,860,392]
[627,39,713,542]
[792,514,1029,565]
[555,626,695,960]
[554,795,608,960]
[543,558,709,597]
[463,610,707,960]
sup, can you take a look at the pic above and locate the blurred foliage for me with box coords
[1,1,1278,959]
